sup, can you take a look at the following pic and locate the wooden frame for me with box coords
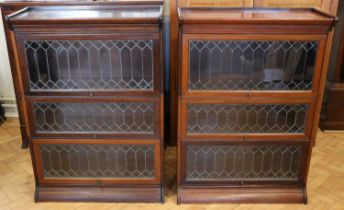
[4,2,165,203]
[177,7,335,204]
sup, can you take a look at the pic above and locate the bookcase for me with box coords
[6,4,164,202]
[177,7,335,203]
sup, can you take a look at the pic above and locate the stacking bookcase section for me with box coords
[177,8,335,203]
[7,4,164,202]
[32,139,161,185]
[26,97,161,139]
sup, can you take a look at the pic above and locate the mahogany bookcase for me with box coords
[4,4,165,202]
[177,7,335,203]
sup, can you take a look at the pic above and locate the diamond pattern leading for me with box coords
[34,102,155,134]
[25,40,154,90]
[189,40,318,90]
[186,144,303,181]
[187,104,308,134]
[40,144,155,178]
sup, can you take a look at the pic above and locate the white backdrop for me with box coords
[0,10,17,117]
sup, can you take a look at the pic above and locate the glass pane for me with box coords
[187,104,308,134]
[189,40,318,91]
[40,144,155,178]
[186,144,303,181]
[25,40,153,90]
[34,102,155,134]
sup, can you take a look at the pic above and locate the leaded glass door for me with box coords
[15,33,162,95]
[33,139,161,185]
[26,97,161,138]
[181,34,326,98]
[180,141,308,185]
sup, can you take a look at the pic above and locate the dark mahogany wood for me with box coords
[177,7,335,204]
[36,185,163,203]
[179,186,306,204]
[6,5,163,25]
[4,2,164,203]
[178,7,334,26]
